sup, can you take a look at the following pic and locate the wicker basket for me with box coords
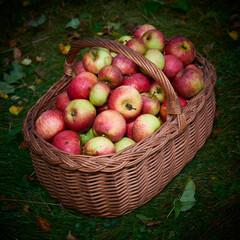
[23,38,216,218]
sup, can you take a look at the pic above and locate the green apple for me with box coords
[114,137,136,152]
[118,35,132,45]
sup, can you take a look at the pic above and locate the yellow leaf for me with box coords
[228,30,238,40]
[13,48,22,60]
[35,56,45,62]
[36,78,42,84]
[58,43,70,54]
[36,216,52,232]
[0,90,8,99]
[9,105,24,115]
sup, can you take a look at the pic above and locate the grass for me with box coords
[0,0,240,239]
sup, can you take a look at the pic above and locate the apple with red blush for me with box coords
[134,24,156,39]
[125,120,135,139]
[165,37,196,66]
[35,109,66,141]
[83,47,112,74]
[84,136,116,156]
[185,64,203,76]
[125,38,147,55]
[118,35,132,45]
[52,130,81,154]
[108,85,143,122]
[149,81,165,103]
[142,29,166,51]
[122,73,150,93]
[141,93,160,116]
[67,71,98,100]
[63,99,96,133]
[173,69,204,99]
[114,137,136,152]
[56,92,71,111]
[74,60,86,74]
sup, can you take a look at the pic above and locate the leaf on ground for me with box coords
[174,177,196,219]
[21,58,32,66]
[0,89,8,99]
[58,43,71,54]
[136,214,153,221]
[0,81,15,94]
[9,105,24,115]
[24,174,34,181]
[66,231,78,240]
[65,18,80,29]
[35,68,46,78]
[35,56,45,62]
[19,141,29,149]
[9,39,18,48]
[23,204,29,214]
[228,30,238,40]
[13,48,22,60]
[170,0,190,14]
[36,216,52,232]
[31,14,46,27]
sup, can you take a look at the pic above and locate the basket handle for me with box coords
[65,38,187,132]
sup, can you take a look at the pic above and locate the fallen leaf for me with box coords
[24,174,34,181]
[35,56,45,62]
[9,39,18,48]
[21,58,32,66]
[36,216,52,232]
[18,26,27,33]
[228,30,238,40]
[0,89,8,99]
[9,105,24,115]
[19,141,28,149]
[35,68,46,78]
[58,43,71,54]
[65,18,80,29]
[31,14,46,27]
[66,231,78,240]
[13,48,22,60]
[23,204,29,213]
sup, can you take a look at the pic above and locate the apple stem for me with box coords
[125,103,136,110]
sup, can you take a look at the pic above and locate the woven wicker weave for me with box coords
[23,38,216,218]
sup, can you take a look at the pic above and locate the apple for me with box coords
[173,69,204,99]
[35,109,66,141]
[108,85,143,122]
[122,73,150,93]
[149,81,165,103]
[132,114,161,142]
[134,24,156,39]
[165,36,196,66]
[52,130,81,154]
[125,38,147,55]
[63,99,96,132]
[112,54,138,76]
[141,49,165,75]
[163,54,184,80]
[141,94,160,116]
[118,35,132,45]
[160,96,187,122]
[114,137,136,152]
[84,136,116,155]
[80,127,95,146]
[82,47,112,74]
[185,64,203,76]
[89,82,111,107]
[56,92,71,111]
[125,120,135,139]
[96,104,109,114]
[98,65,123,89]
[74,60,86,74]
[67,71,98,100]
[92,109,126,142]
[142,29,166,51]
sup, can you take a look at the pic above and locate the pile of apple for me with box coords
[35,23,204,156]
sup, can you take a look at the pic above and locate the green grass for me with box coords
[0,0,240,239]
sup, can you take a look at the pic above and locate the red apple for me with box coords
[93,110,126,142]
[63,99,96,132]
[173,69,204,99]
[56,92,71,111]
[160,97,187,122]
[165,37,196,66]
[134,24,156,39]
[163,54,184,80]
[89,82,111,107]
[132,114,161,142]
[149,81,165,103]
[35,109,66,141]
[84,136,116,155]
[74,60,86,74]
[52,130,81,154]
[141,94,160,116]
[142,29,166,51]
[112,54,138,76]
[125,120,135,139]
[96,104,109,114]
[67,71,98,100]
[114,137,136,152]
[98,65,123,89]
[122,73,150,93]
[125,38,147,55]
[185,64,203,76]
[83,47,112,74]
[108,85,143,122]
